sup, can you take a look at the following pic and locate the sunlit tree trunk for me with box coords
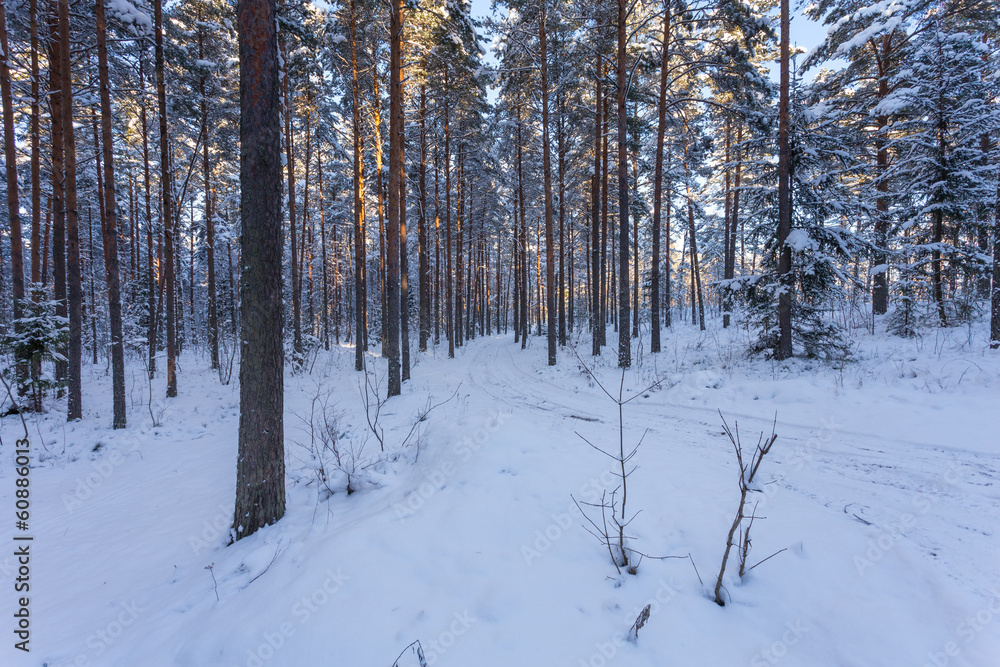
[350,0,367,371]
[233,0,285,541]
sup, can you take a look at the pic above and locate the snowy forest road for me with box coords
[2,332,997,667]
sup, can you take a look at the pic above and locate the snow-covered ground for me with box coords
[2,319,998,667]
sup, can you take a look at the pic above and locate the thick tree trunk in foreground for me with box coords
[233,0,285,540]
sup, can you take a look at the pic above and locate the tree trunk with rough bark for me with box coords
[233,0,285,541]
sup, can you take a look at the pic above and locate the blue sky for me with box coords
[468,0,833,70]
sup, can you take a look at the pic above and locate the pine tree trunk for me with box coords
[616,0,630,368]
[872,36,892,317]
[47,3,67,387]
[650,0,670,352]
[282,32,302,358]
[722,117,732,328]
[0,0,26,392]
[592,31,602,355]
[140,58,157,378]
[933,110,948,327]
[444,73,454,358]
[776,0,793,360]
[57,0,83,418]
[385,0,404,396]
[154,0,178,396]
[539,0,557,365]
[96,0,126,427]
[42,197,50,286]
[300,101,311,341]
[729,124,742,323]
[516,112,527,348]
[29,0,41,291]
[199,27,219,371]
[600,94,609,347]
[233,0,285,540]
[374,74,387,352]
[434,139,441,346]
[350,0,366,371]
[318,136,330,350]
[991,163,999,348]
[557,95,567,348]
[688,199,705,331]
[455,146,464,348]
[418,82,430,352]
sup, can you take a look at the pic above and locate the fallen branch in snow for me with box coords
[746,547,788,573]
[391,640,428,667]
[247,544,281,586]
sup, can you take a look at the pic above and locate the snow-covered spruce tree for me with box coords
[730,71,864,360]
[2,285,69,413]
[878,25,999,329]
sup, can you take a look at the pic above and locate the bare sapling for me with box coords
[303,385,367,496]
[572,350,665,574]
[713,412,778,606]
